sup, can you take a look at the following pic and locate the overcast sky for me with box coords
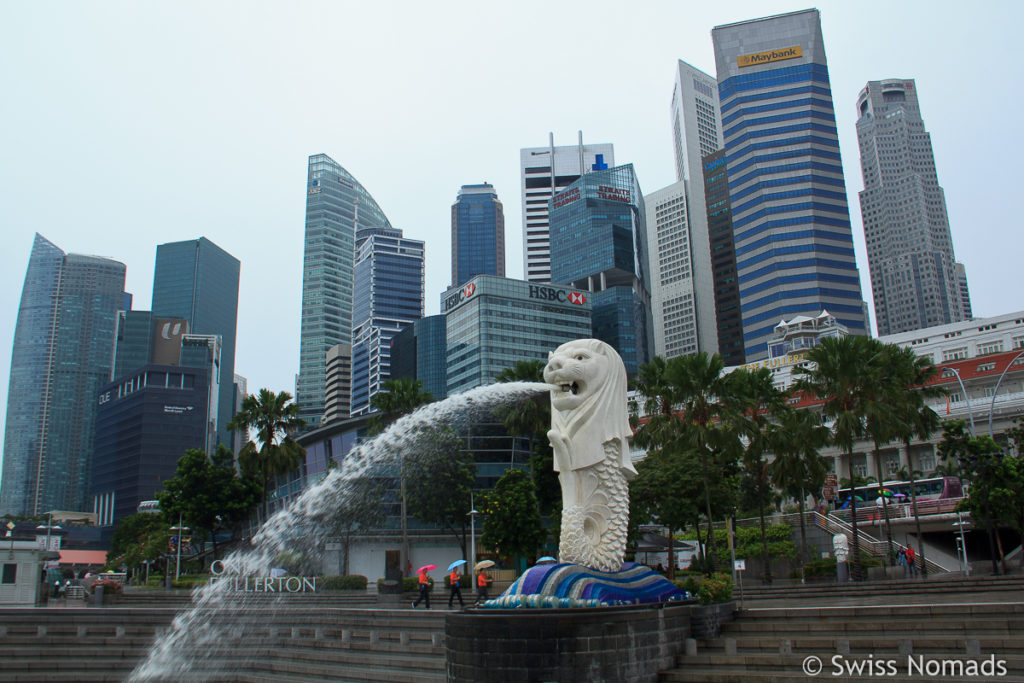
[1,1,1021,455]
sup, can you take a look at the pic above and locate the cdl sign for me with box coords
[443,282,477,312]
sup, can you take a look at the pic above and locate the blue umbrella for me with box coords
[447,559,467,572]
[536,556,557,564]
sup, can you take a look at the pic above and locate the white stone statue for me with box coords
[544,339,637,573]
[833,533,849,562]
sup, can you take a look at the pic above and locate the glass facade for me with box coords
[349,227,425,416]
[152,237,239,448]
[713,9,868,360]
[91,364,210,528]
[390,315,448,401]
[1,235,126,516]
[442,275,592,395]
[547,164,653,375]
[451,183,505,287]
[703,150,745,366]
[298,154,393,429]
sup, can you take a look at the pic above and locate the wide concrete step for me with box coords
[698,635,1024,655]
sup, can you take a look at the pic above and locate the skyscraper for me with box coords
[349,227,424,416]
[152,236,239,448]
[703,150,745,366]
[298,154,393,429]
[548,164,653,375]
[856,78,971,335]
[520,133,614,284]
[646,60,725,359]
[1,234,126,516]
[451,183,505,287]
[712,9,869,360]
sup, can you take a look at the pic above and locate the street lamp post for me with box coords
[953,513,970,576]
[945,366,976,437]
[987,349,1024,438]
[468,493,479,580]
[170,512,190,582]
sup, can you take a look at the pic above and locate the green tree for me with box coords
[493,360,559,514]
[768,406,830,575]
[106,512,170,577]
[404,427,476,560]
[157,445,261,562]
[368,377,434,435]
[632,352,742,573]
[794,335,889,580]
[938,419,1006,574]
[732,367,786,584]
[886,344,945,576]
[481,468,546,567]
[228,388,306,523]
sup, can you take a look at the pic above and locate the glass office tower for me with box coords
[151,236,239,448]
[547,164,653,375]
[349,227,424,416]
[298,154,393,429]
[1,234,126,515]
[712,9,868,360]
[451,183,505,287]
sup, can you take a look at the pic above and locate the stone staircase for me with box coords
[660,575,1024,682]
[0,605,447,682]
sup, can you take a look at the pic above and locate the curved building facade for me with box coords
[297,154,393,429]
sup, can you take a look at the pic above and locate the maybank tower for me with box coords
[712,9,868,360]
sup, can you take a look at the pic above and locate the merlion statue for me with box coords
[544,339,636,573]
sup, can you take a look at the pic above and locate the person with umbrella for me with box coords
[412,564,435,609]
[474,560,494,605]
[447,560,466,608]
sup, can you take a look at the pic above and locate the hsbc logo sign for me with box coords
[529,285,586,305]
[443,282,477,312]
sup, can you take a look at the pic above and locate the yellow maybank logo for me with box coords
[737,45,802,68]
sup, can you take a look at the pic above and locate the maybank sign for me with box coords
[737,45,802,68]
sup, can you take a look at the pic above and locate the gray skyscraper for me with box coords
[152,236,239,448]
[297,154,393,429]
[856,79,970,335]
[1,234,126,515]
[712,9,869,360]
[451,183,504,288]
[520,133,614,284]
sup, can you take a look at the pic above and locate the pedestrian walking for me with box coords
[897,548,908,577]
[412,566,432,609]
[906,545,918,576]
[475,570,491,605]
[448,568,465,608]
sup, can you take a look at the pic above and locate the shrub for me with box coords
[695,572,733,605]
[444,574,471,588]
[673,576,700,597]
[803,557,837,577]
[321,575,368,591]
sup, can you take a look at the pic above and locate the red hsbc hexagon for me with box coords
[568,292,586,305]
[463,283,476,298]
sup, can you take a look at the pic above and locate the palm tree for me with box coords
[768,406,831,579]
[634,352,742,573]
[368,377,434,434]
[794,335,888,580]
[732,367,786,584]
[228,389,307,523]
[886,345,944,576]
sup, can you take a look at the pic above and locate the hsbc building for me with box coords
[441,275,591,396]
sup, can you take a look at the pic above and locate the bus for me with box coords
[836,476,962,506]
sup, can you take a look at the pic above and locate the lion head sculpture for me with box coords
[544,338,635,476]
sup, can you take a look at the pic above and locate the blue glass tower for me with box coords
[350,227,424,416]
[1,234,126,515]
[298,154,393,428]
[451,183,504,287]
[151,237,239,449]
[547,164,653,375]
[712,9,868,360]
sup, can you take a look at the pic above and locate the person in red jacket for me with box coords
[448,568,465,608]
[475,570,491,605]
[412,568,432,609]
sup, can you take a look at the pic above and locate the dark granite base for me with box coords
[445,602,692,683]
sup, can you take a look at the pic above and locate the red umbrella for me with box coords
[416,564,436,574]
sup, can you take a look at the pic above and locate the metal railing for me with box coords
[812,511,949,574]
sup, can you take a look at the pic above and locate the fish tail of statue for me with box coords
[558,443,630,573]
